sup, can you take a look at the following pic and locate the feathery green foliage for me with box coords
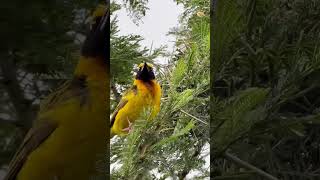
[121,0,149,22]
[111,0,209,179]
[212,0,320,179]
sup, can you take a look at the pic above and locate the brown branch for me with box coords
[274,171,320,178]
[224,152,279,180]
[180,109,208,125]
[213,172,254,179]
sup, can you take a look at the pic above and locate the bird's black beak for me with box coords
[142,62,149,74]
[136,62,155,81]
[81,5,109,60]
[99,11,109,32]
[142,62,148,71]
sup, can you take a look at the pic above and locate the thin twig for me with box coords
[224,152,279,180]
[213,172,254,179]
[180,109,208,125]
[274,170,320,178]
[158,128,174,133]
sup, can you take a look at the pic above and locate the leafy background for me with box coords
[110,0,210,179]
[212,0,320,179]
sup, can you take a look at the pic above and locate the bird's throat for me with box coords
[74,57,108,82]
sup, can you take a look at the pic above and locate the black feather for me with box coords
[81,8,109,61]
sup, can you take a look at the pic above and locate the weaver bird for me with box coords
[4,5,109,180]
[110,62,161,137]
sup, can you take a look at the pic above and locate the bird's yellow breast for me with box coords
[111,80,161,136]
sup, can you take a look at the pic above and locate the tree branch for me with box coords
[180,109,208,125]
[224,152,279,180]
[0,55,34,129]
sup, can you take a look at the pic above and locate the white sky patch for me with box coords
[110,136,123,172]
[186,143,210,179]
[110,158,122,172]
[114,0,184,65]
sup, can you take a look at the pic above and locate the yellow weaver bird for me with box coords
[4,6,109,180]
[110,62,161,137]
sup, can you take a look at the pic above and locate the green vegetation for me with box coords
[111,0,210,179]
[212,0,320,179]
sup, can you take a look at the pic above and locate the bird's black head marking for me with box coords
[135,62,155,82]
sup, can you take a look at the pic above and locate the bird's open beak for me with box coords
[142,62,148,71]
[99,12,109,31]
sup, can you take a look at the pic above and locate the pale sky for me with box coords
[114,0,184,64]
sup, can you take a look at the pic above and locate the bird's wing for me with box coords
[110,85,137,127]
[4,5,109,179]
[4,76,88,180]
[40,76,89,113]
[4,121,57,180]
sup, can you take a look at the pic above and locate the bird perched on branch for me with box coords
[110,62,161,137]
[4,5,109,180]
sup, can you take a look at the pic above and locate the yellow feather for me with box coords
[93,4,107,17]
[111,74,161,137]
[13,57,108,180]
[5,5,109,180]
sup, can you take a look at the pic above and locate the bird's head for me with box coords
[81,4,109,63]
[75,4,109,79]
[135,62,155,82]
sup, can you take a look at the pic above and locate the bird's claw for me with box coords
[122,117,133,133]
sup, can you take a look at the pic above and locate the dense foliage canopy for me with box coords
[212,0,320,179]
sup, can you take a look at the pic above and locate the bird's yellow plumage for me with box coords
[4,5,109,180]
[110,62,161,137]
